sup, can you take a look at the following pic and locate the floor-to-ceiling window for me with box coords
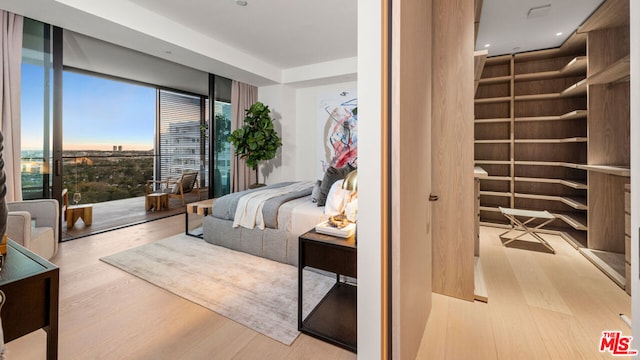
[62,70,155,204]
[212,75,232,197]
[20,18,52,200]
[157,89,208,188]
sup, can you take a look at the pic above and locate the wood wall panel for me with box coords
[390,0,433,358]
[587,27,630,76]
[588,83,630,166]
[431,0,475,301]
[588,172,626,252]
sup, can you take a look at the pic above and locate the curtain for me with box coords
[0,11,23,202]
[230,80,257,192]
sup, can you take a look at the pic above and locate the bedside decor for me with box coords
[228,101,282,188]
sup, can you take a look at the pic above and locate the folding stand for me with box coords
[498,207,556,254]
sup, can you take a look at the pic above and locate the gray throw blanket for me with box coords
[211,182,313,229]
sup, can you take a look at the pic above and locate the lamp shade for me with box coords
[342,170,358,192]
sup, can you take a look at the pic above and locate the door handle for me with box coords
[55,160,61,176]
[429,194,439,201]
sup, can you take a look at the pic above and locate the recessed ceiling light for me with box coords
[556,32,563,36]
[165,50,172,54]
[484,44,491,48]
[236,0,248,6]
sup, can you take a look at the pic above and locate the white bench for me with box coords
[498,207,556,254]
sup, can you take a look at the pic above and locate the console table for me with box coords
[298,229,356,353]
[1,240,59,359]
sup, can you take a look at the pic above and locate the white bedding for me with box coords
[277,195,328,234]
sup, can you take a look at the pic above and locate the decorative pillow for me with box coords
[324,180,351,216]
[311,180,322,203]
[317,164,355,206]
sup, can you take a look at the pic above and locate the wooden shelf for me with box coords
[589,55,630,85]
[514,193,587,210]
[474,50,488,94]
[475,118,512,124]
[514,137,587,144]
[475,96,511,104]
[515,110,587,122]
[576,164,630,177]
[514,177,587,189]
[560,78,588,97]
[515,93,560,101]
[552,212,588,231]
[514,56,587,81]
[475,139,511,144]
[514,161,585,170]
[474,166,489,179]
[484,176,512,182]
[480,191,511,198]
[479,206,501,213]
[478,75,511,85]
[476,160,511,165]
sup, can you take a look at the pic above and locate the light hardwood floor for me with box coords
[6,215,356,360]
[6,219,633,359]
[418,226,633,360]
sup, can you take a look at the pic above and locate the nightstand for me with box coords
[298,229,357,353]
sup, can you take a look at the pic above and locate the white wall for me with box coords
[258,81,357,184]
[357,0,383,358]
[631,0,639,351]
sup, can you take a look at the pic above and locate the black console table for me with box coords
[298,229,356,353]
[0,240,59,359]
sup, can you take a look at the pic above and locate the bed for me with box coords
[203,181,329,266]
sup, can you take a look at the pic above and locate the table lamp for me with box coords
[342,170,358,222]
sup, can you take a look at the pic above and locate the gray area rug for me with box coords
[100,234,335,345]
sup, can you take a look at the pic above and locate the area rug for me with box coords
[100,234,335,345]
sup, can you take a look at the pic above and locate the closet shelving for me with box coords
[475,42,589,244]
[474,0,631,290]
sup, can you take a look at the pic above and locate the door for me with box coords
[389,0,434,358]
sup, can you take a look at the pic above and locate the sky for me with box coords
[21,64,156,151]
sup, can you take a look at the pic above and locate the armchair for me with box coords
[7,199,59,260]
[145,171,200,209]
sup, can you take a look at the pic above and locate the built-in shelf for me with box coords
[476,160,511,165]
[514,137,587,144]
[514,161,585,170]
[484,176,512,182]
[515,79,587,101]
[514,56,587,81]
[561,79,588,97]
[480,191,511,198]
[589,55,630,85]
[478,75,511,85]
[475,139,511,144]
[576,164,630,177]
[515,110,587,122]
[552,212,588,231]
[514,192,587,210]
[475,118,512,124]
[474,166,489,179]
[475,96,511,104]
[514,177,587,189]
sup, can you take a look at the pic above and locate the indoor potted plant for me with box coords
[228,101,282,188]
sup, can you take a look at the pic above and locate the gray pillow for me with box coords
[317,164,355,206]
[311,180,322,203]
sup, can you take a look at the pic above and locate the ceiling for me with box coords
[127,0,357,70]
[0,0,610,86]
[476,0,605,56]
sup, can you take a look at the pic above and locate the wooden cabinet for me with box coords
[474,0,630,291]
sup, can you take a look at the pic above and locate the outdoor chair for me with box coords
[145,171,201,209]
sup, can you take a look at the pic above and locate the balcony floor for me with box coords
[62,191,208,241]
